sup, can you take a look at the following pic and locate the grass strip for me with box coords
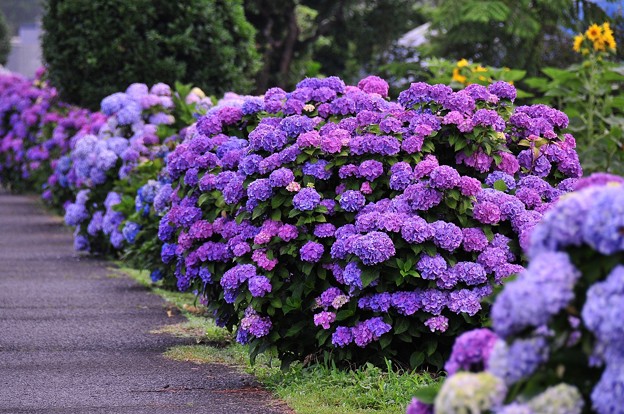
[118,265,441,414]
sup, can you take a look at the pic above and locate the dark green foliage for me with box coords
[0,10,10,66]
[244,0,424,92]
[42,0,261,109]
[424,0,620,76]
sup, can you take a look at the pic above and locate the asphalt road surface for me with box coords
[0,191,290,414]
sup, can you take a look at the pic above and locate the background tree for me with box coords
[423,0,621,75]
[244,0,424,93]
[42,0,261,109]
[0,10,10,66]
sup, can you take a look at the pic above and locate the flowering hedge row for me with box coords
[408,174,624,413]
[0,70,583,369]
[158,76,583,367]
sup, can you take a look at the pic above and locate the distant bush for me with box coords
[42,0,261,109]
[0,10,10,66]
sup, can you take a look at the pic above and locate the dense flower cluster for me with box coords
[160,75,580,367]
[410,175,624,413]
[0,70,586,371]
[0,71,103,201]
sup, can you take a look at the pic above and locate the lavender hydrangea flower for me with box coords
[339,190,366,212]
[401,216,434,244]
[445,329,499,375]
[492,252,580,338]
[300,241,325,262]
[332,326,353,347]
[582,265,624,352]
[429,165,461,190]
[293,187,321,211]
[431,221,463,251]
[248,275,272,297]
[352,232,395,265]
[487,337,549,385]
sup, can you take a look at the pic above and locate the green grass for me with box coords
[118,264,441,414]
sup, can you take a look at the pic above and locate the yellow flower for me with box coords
[586,23,602,41]
[593,38,606,52]
[473,65,488,73]
[452,68,467,84]
[190,87,206,98]
[456,59,469,68]
[573,34,584,52]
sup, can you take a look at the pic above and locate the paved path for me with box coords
[0,191,290,414]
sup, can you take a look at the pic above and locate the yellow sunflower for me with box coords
[573,34,584,52]
[586,23,602,41]
[452,68,467,84]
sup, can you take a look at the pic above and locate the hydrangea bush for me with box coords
[0,70,60,191]
[0,71,107,209]
[62,82,203,256]
[408,174,624,413]
[159,75,581,368]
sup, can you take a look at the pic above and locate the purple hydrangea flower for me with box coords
[300,241,325,262]
[445,328,499,375]
[293,187,321,211]
[352,232,396,265]
[248,275,272,297]
[339,190,366,212]
[429,165,461,190]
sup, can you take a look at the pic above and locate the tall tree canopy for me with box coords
[424,0,622,74]
[244,0,425,92]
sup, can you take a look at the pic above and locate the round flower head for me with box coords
[434,372,506,414]
[293,187,321,211]
[339,190,366,212]
[300,241,325,262]
[445,329,499,375]
[528,384,583,414]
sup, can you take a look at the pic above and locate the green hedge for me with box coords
[42,0,261,109]
[0,10,10,66]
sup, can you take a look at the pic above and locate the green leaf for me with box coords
[360,267,380,287]
[425,340,438,356]
[379,334,393,350]
[271,195,287,209]
[493,180,508,192]
[394,318,410,335]
[271,209,282,221]
[197,193,210,207]
[409,351,426,369]
[252,205,266,220]
[285,320,307,337]
[411,382,442,404]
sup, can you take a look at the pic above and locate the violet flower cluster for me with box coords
[414,176,624,414]
[160,75,581,367]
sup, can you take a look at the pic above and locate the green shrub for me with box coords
[42,0,260,109]
[0,10,10,66]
